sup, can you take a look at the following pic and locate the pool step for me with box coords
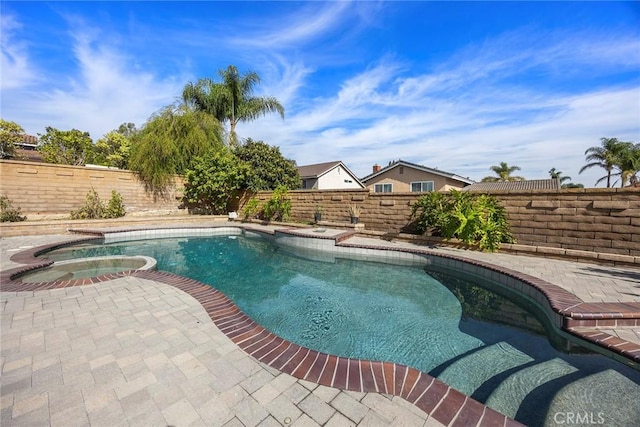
[437,342,533,396]
[484,358,578,421]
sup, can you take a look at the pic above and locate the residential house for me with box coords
[2,134,42,162]
[360,159,474,193]
[297,161,365,190]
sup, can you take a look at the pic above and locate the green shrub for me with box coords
[242,198,261,220]
[0,195,27,222]
[262,185,291,221]
[411,190,514,252]
[104,190,126,218]
[71,189,126,219]
[183,149,249,214]
[410,191,453,233]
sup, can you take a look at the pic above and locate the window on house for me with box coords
[410,181,434,192]
[374,183,393,193]
[399,166,404,175]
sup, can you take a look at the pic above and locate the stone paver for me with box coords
[2,227,639,426]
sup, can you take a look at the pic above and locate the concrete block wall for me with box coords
[248,190,417,231]
[1,159,637,257]
[0,160,185,219]
[494,189,640,256]
[249,189,372,223]
[252,188,640,257]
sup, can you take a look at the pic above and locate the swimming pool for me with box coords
[44,232,640,426]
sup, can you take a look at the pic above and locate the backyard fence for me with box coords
[1,160,638,258]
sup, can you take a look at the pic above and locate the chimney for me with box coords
[373,164,381,173]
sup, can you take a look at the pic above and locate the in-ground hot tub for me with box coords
[15,255,156,283]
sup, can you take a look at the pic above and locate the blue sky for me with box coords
[2,1,639,186]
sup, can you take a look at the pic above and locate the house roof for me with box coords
[297,161,342,178]
[296,160,365,188]
[360,159,474,185]
[462,179,560,192]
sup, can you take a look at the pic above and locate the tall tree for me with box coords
[92,131,131,169]
[0,119,24,159]
[116,122,138,138]
[233,139,300,191]
[613,142,640,187]
[182,65,284,147]
[38,127,93,165]
[579,137,625,187]
[481,162,525,182]
[129,103,223,196]
[548,167,571,184]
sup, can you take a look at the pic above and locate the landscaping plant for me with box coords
[71,189,126,219]
[262,185,291,221]
[242,198,261,220]
[183,148,249,214]
[411,190,514,252]
[104,190,126,218]
[0,195,27,222]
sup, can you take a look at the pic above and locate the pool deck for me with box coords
[1,224,639,426]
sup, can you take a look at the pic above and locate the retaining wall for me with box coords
[252,188,640,258]
[0,160,185,219]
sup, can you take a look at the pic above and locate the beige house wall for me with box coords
[364,167,467,192]
[0,160,185,219]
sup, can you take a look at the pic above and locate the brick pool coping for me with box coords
[2,224,640,425]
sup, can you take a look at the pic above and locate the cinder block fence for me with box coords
[253,188,640,258]
[1,160,638,259]
[0,160,184,219]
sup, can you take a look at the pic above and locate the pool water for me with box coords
[16,256,154,283]
[46,235,640,426]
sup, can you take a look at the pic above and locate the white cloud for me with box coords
[0,14,37,91]
[227,1,352,50]
[3,23,183,138]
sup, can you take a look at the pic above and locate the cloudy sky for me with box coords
[2,1,639,185]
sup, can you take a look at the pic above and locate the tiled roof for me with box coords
[360,159,474,184]
[463,179,560,192]
[296,161,342,178]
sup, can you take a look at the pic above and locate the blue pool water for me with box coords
[45,235,640,426]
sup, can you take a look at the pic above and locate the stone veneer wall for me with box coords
[252,188,640,258]
[0,160,185,219]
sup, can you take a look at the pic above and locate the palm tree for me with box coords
[613,142,640,187]
[579,137,625,187]
[182,65,284,147]
[481,162,525,182]
[548,167,572,185]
